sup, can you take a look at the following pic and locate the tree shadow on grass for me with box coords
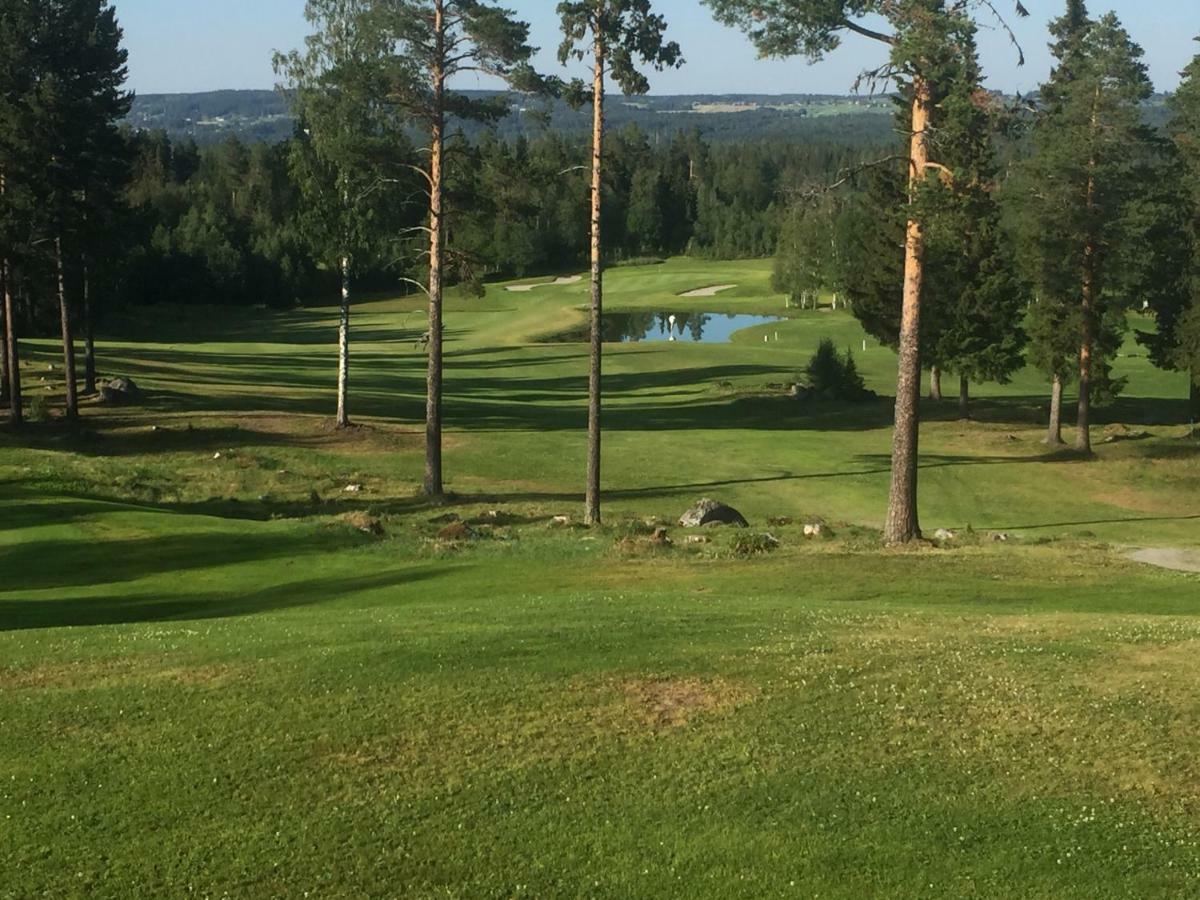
[0,566,447,632]
[994,512,1200,532]
[0,527,374,592]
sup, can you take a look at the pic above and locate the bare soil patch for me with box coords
[618,676,755,729]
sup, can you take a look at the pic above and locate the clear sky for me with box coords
[116,1,1196,96]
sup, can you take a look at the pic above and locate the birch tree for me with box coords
[276,0,409,428]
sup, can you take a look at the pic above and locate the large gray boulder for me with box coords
[679,498,749,528]
[99,377,141,404]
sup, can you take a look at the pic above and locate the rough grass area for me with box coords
[2,257,1200,897]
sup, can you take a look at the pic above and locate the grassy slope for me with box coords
[3,257,1200,897]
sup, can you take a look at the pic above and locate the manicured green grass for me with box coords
[3,257,1200,897]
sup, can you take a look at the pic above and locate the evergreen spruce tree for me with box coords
[0,0,37,424]
[1011,5,1154,454]
[1139,37,1200,422]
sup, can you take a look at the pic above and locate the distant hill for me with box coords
[127,89,896,146]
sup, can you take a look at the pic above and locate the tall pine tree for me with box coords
[371,0,543,497]
[557,0,681,526]
[704,0,1027,543]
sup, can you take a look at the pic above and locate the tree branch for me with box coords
[841,18,896,46]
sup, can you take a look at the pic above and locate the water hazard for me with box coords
[551,312,783,344]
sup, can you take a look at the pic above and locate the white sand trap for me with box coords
[1128,548,1200,573]
[680,284,738,298]
[506,275,583,292]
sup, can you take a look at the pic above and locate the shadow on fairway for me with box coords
[0,566,446,631]
[995,512,1200,531]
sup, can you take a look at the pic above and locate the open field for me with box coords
[3,258,1200,897]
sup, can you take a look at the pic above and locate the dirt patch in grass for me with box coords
[338,511,386,535]
[1,659,246,691]
[617,676,756,729]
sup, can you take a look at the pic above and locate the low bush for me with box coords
[800,339,872,402]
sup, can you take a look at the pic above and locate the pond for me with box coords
[550,312,784,344]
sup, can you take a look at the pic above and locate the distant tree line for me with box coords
[5,124,883,313]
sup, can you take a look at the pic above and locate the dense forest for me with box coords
[13,125,885,320]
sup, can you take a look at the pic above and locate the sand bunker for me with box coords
[506,275,583,292]
[679,284,737,298]
[1128,548,1200,573]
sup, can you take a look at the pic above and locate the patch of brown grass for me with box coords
[617,676,756,729]
[337,511,385,535]
[1,659,245,691]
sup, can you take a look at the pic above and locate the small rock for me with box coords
[803,523,825,537]
[933,528,956,542]
[343,483,363,493]
[680,498,749,528]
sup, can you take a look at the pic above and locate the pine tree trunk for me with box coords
[3,258,19,425]
[1046,374,1065,445]
[423,1,446,497]
[82,260,96,395]
[0,294,7,406]
[884,79,931,545]
[336,253,350,428]
[56,235,78,420]
[929,366,942,401]
[958,375,970,420]
[1077,239,1095,455]
[1077,94,1099,456]
[584,26,605,527]
[1189,373,1198,436]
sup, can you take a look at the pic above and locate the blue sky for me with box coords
[117,1,1196,96]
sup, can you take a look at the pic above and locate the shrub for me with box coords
[801,339,871,402]
[730,532,780,557]
[27,396,49,423]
